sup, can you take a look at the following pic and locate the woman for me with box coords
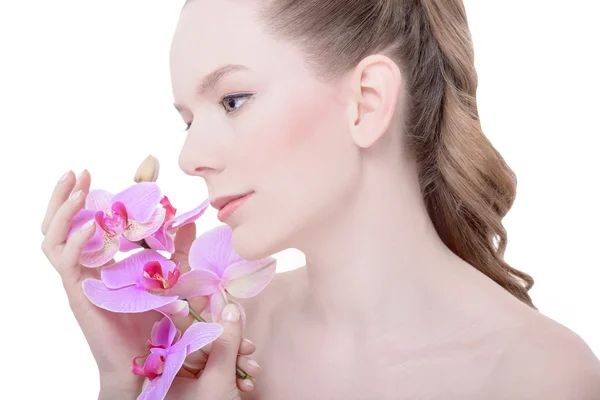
[41,0,600,398]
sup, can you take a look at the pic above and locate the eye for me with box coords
[182,93,254,132]
[221,93,253,114]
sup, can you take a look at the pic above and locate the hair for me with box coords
[257,0,535,307]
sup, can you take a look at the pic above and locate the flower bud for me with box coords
[134,155,160,183]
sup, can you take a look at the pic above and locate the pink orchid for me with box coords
[68,182,166,267]
[169,225,277,322]
[144,197,210,254]
[82,249,202,316]
[133,316,223,400]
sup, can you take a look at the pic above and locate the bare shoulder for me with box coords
[488,312,600,399]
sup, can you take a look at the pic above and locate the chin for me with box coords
[230,221,287,261]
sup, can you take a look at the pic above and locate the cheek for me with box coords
[247,87,359,224]
[230,84,359,257]
[259,91,353,192]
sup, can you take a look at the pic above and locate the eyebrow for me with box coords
[173,64,250,111]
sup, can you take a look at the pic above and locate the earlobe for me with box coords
[347,55,402,149]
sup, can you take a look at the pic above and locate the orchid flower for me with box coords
[167,224,277,322]
[81,249,202,317]
[143,196,210,254]
[133,316,223,400]
[68,182,166,268]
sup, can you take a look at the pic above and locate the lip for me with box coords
[215,192,253,222]
[210,192,253,211]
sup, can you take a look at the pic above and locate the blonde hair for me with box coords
[258,0,535,307]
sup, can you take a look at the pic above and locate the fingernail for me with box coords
[248,359,260,369]
[243,338,255,347]
[243,379,254,388]
[69,190,82,201]
[59,171,70,183]
[77,170,85,180]
[83,219,95,230]
[222,303,240,322]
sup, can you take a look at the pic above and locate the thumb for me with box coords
[174,222,196,255]
[203,303,243,379]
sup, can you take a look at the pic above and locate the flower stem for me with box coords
[237,367,254,381]
[186,301,206,322]
[185,300,253,381]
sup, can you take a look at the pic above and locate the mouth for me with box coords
[210,192,253,210]
[211,192,254,222]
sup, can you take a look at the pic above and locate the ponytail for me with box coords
[413,0,535,307]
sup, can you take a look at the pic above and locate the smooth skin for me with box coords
[40,170,260,399]
[44,0,600,398]
[171,1,600,399]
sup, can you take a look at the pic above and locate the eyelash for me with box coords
[182,93,254,132]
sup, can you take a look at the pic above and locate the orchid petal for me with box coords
[145,225,168,250]
[132,356,150,378]
[123,207,166,242]
[155,300,189,318]
[223,258,277,298]
[150,316,179,348]
[173,328,182,344]
[101,250,173,289]
[68,209,96,232]
[160,196,177,222]
[163,233,175,254]
[165,269,221,299]
[142,353,165,380]
[141,274,165,291]
[137,348,186,400]
[119,236,142,252]
[85,189,113,211]
[166,199,209,231]
[79,235,120,268]
[82,279,179,313]
[111,182,162,223]
[189,225,240,277]
[172,321,223,356]
[209,290,227,323]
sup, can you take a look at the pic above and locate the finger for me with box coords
[203,303,243,380]
[43,187,88,249]
[202,337,255,356]
[239,338,256,356]
[59,219,97,282]
[75,169,92,195]
[174,221,196,253]
[42,170,92,236]
[41,170,74,235]
[176,365,199,379]
[236,355,261,379]
[172,222,196,274]
[177,334,255,379]
[181,346,209,377]
[237,377,255,392]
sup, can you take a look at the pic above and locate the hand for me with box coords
[165,303,261,400]
[41,170,259,398]
[41,170,160,394]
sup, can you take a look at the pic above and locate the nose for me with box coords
[178,124,224,178]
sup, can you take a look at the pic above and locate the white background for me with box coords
[1,0,598,398]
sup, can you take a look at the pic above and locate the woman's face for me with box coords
[171,0,360,260]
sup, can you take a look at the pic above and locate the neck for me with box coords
[294,160,473,336]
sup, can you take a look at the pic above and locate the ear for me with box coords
[346,55,402,148]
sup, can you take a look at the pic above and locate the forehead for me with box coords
[170,1,274,85]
